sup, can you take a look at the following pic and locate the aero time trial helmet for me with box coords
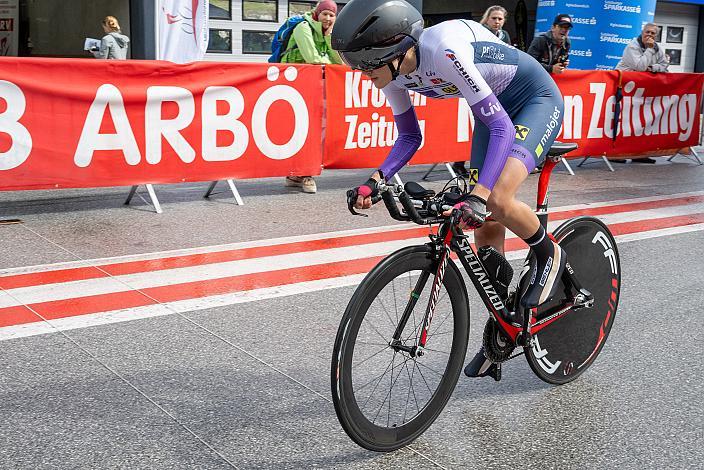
[331,0,423,73]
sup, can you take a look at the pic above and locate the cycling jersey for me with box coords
[378,20,564,188]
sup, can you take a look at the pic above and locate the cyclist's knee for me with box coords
[487,193,513,220]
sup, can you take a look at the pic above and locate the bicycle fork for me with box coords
[390,240,453,358]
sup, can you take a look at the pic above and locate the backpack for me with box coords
[268,15,305,63]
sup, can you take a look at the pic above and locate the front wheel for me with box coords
[331,245,469,452]
[525,216,621,385]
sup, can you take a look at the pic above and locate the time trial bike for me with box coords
[331,143,621,452]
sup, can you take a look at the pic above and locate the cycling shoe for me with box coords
[464,347,501,381]
[520,242,567,309]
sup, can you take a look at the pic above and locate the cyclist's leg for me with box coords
[465,123,508,379]
[489,91,566,309]
[469,121,507,254]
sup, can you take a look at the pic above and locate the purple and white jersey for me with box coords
[382,20,520,115]
[378,20,521,189]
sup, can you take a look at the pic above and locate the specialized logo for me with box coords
[480,101,502,117]
[515,125,530,141]
[535,106,562,157]
[456,238,505,311]
[444,49,481,93]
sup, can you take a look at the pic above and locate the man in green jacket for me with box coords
[282,1,342,193]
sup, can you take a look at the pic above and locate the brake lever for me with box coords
[346,189,367,217]
[347,190,383,217]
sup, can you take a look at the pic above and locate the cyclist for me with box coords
[332,0,567,377]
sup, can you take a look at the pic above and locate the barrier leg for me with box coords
[445,163,458,179]
[226,179,245,206]
[602,156,615,172]
[204,181,218,198]
[204,180,245,205]
[422,164,438,180]
[125,185,138,205]
[125,184,162,214]
[669,147,703,165]
[577,157,590,167]
[145,184,163,214]
[561,159,575,176]
[394,173,403,186]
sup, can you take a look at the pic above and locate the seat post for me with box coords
[536,157,559,228]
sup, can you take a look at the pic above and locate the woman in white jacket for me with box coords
[92,16,130,60]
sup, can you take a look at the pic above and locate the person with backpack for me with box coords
[279,0,342,193]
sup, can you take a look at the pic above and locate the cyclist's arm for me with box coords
[433,40,515,191]
[374,84,423,181]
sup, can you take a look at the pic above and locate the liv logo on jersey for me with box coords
[444,49,481,93]
[480,101,502,117]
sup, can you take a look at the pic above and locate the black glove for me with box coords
[354,178,379,199]
[453,195,489,229]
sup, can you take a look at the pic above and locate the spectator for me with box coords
[281,0,342,193]
[614,23,668,164]
[480,6,511,44]
[91,16,129,60]
[527,14,572,75]
[616,23,669,73]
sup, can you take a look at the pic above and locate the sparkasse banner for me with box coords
[0,59,323,190]
[535,0,657,70]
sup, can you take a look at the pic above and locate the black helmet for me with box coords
[332,0,424,72]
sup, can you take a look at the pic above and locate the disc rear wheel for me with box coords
[525,217,621,385]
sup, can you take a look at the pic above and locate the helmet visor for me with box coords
[339,35,418,72]
[340,47,398,72]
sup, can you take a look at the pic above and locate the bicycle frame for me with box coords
[390,156,591,353]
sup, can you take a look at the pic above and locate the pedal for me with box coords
[572,288,594,309]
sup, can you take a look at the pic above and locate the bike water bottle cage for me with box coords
[477,246,514,300]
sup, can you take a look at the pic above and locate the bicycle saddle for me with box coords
[548,141,579,157]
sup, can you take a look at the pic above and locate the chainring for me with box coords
[482,317,515,363]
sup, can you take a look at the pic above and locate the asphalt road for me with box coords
[1,156,703,469]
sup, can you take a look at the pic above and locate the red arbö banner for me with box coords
[0,58,323,191]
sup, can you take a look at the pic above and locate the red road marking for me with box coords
[1,212,702,329]
[2,194,703,290]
